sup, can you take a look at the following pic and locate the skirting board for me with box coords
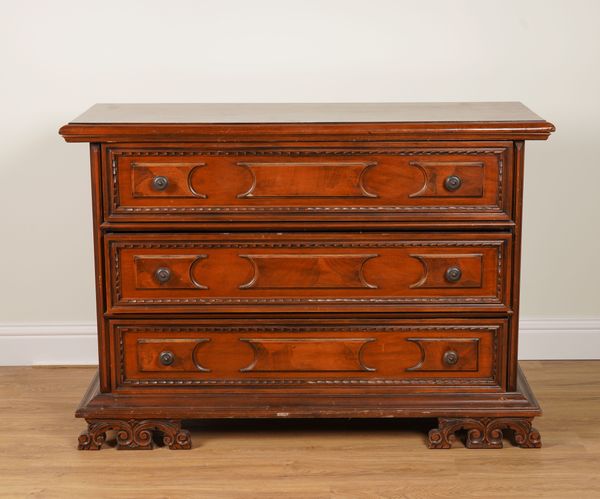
[0,318,599,366]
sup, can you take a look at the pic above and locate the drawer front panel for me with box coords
[106,233,511,314]
[105,144,512,222]
[111,319,506,391]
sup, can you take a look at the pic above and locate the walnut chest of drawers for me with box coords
[59,102,554,450]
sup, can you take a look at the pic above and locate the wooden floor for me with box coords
[0,362,599,498]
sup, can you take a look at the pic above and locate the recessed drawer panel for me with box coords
[111,318,506,392]
[106,232,511,314]
[104,144,512,223]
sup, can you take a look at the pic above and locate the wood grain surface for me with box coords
[59,103,555,142]
[106,232,510,315]
[105,144,511,223]
[0,362,598,498]
[69,102,547,124]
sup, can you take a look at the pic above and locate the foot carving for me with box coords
[78,419,191,450]
[428,417,541,449]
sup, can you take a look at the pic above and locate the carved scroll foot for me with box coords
[78,419,191,450]
[427,417,541,449]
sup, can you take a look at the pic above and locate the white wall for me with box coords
[0,0,599,362]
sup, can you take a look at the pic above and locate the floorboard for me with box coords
[0,361,599,498]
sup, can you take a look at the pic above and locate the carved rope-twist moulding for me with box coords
[112,149,507,157]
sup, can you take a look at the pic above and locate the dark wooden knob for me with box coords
[444,175,462,191]
[159,351,175,366]
[443,350,459,366]
[152,175,169,191]
[155,267,172,283]
[445,266,462,283]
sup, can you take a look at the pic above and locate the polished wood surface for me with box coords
[112,318,504,391]
[71,102,547,123]
[0,362,597,498]
[106,232,510,314]
[105,144,511,223]
[59,102,554,450]
[59,102,555,142]
[76,365,536,421]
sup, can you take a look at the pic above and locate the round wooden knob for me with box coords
[152,175,169,191]
[155,267,172,283]
[159,351,175,366]
[445,266,462,283]
[444,175,462,191]
[443,350,459,366]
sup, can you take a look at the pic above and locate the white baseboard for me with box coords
[0,323,98,366]
[517,318,600,360]
[0,318,599,366]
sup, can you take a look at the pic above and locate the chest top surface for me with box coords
[59,102,554,142]
[69,102,544,124]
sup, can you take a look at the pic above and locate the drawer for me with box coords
[105,232,511,314]
[104,144,512,223]
[110,318,506,392]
